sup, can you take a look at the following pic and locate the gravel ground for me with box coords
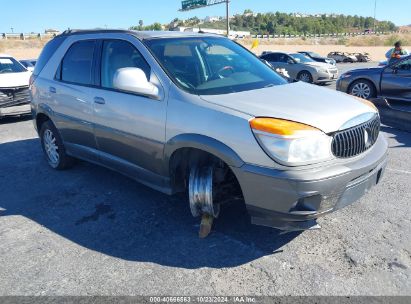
[0,70,410,296]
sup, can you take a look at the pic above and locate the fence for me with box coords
[249,31,407,39]
[1,33,58,40]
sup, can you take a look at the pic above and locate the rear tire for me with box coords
[40,120,75,170]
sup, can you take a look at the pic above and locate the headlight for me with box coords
[250,118,333,166]
[339,73,351,79]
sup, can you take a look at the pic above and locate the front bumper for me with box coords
[336,77,350,93]
[231,134,388,230]
[0,86,31,117]
[0,104,31,117]
[315,70,338,83]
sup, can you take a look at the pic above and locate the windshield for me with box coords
[0,57,27,74]
[308,52,322,58]
[144,37,287,95]
[290,53,315,63]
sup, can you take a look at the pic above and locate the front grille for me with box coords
[0,86,30,108]
[329,69,338,74]
[332,115,380,158]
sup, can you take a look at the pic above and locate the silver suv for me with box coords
[31,30,387,234]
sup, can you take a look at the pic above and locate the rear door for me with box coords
[52,40,99,158]
[381,58,411,102]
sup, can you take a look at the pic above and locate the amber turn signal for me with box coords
[250,117,319,136]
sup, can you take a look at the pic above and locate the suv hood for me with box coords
[200,82,376,134]
[0,71,31,88]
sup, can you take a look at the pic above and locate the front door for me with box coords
[381,58,411,102]
[92,39,167,176]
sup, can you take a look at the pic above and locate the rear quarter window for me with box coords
[33,36,66,76]
[61,40,95,86]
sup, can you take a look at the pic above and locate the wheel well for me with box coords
[348,78,377,94]
[36,113,50,131]
[169,148,243,199]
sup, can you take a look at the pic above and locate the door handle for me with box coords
[49,87,56,93]
[94,97,105,105]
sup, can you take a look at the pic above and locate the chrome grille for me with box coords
[332,115,380,158]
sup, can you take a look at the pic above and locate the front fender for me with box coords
[164,133,244,174]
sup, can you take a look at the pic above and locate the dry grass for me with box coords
[0,39,50,59]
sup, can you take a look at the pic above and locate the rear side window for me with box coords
[261,53,279,62]
[61,40,95,86]
[33,36,66,76]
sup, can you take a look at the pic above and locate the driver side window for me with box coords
[101,40,151,89]
[394,59,411,71]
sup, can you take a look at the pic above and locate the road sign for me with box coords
[182,0,207,10]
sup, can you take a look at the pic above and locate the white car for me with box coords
[0,54,32,118]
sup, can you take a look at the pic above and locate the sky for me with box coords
[0,0,408,33]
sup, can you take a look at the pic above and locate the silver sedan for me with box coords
[260,51,339,84]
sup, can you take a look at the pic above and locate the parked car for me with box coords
[0,54,32,118]
[352,52,371,62]
[298,51,336,65]
[19,59,37,72]
[328,52,358,63]
[337,55,411,101]
[31,30,387,234]
[260,51,338,83]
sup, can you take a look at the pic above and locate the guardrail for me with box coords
[249,31,406,39]
[1,33,58,40]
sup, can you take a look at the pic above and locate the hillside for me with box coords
[133,10,398,35]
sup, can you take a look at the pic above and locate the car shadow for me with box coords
[0,138,300,269]
[0,114,32,124]
[381,125,411,148]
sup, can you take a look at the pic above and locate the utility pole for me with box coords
[373,0,377,33]
[226,0,230,37]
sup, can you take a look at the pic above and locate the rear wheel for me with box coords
[40,121,75,170]
[297,71,313,83]
[349,80,376,99]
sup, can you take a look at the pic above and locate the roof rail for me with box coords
[58,29,132,37]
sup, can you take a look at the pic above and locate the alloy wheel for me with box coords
[351,82,371,99]
[43,129,60,166]
[298,72,312,83]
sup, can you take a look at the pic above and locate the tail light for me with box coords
[29,74,37,87]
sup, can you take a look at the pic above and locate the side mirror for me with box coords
[113,68,159,99]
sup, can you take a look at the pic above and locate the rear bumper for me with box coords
[231,135,388,230]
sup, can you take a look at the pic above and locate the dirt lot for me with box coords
[0,99,410,295]
[2,39,410,62]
